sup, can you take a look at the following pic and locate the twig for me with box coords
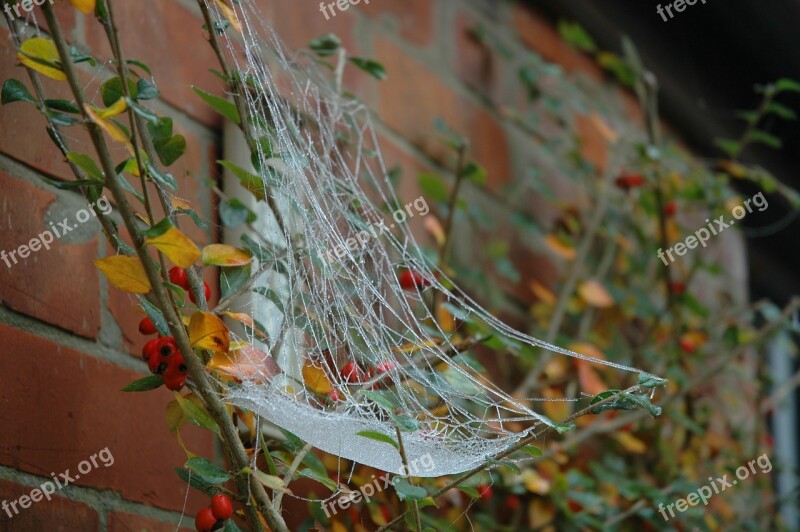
[395,427,422,532]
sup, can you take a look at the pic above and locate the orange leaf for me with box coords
[68,0,96,13]
[613,432,647,454]
[222,311,269,340]
[202,244,251,267]
[84,104,131,146]
[423,216,446,247]
[189,311,230,353]
[93,255,151,294]
[530,280,556,305]
[544,234,576,260]
[577,280,614,308]
[208,346,280,383]
[214,0,242,33]
[577,363,607,395]
[302,360,333,394]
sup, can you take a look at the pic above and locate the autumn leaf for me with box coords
[302,360,333,394]
[94,256,151,294]
[201,244,251,267]
[68,0,96,13]
[189,311,230,353]
[613,432,647,453]
[17,38,66,81]
[222,311,269,340]
[93,97,128,119]
[423,216,446,247]
[577,279,614,308]
[544,234,576,260]
[530,280,556,305]
[214,0,242,33]
[84,104,131,146]
[208,346,281,383]
[521,469,551,495]
[144,221,201,269]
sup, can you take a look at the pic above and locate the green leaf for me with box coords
[126,99,159,124]
[557,20,597,52]
[638,373,668,389]
[774,78,800,93]
[222,519,244,532]
[485,459,520,474]
[45,111,81,127]
[174,467,215,494]
[127,59,153,76]
[520,444,542,458]
[253,287,285,314]
[309,33,342,56]
[363,390,398,411]
[714,138,740,157]
[144,160,177,190]
[460,162,487,186]
[247,468,290,492]
[156,135,186,167]
[681,292,709,318]
[45,99,81,114]
[192,86,240,124]
[122,374,163,392]
[349,57,387,81]
[765,102,797,120]
[136,78,158,100]
[393,478,427,501]
[457,485,480,499]
[1,79,35,105]
[418,173,450,203]
[356,431,399,449]
[142,217,174,238]
[136,295,171,336]
[219,160,265,201]
[220,198,254,228]
[185,457,231,485]
[100,76,137,107]
[175,393,220,435]
[392,414,419,432]
[66,152,104,180]
[220,264,251,299]
[749,130,782,150]
[298,468,338,491]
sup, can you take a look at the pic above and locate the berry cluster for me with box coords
[328,360,396,401]
[195,494,233,532]
[141,333,187,391]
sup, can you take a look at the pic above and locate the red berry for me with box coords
[504,495,521,510]
[340,361,363,383]
[669,282,686,295]
[614,174,646,190]
[211,493,233,520]
[679,339,696,354]
[195,507,217,532]
[142,338,160,362]
[477,484,493,500]
[189,281,212,304]
[148,337,179,375]
[379,505,392,523]
[169,267,189,289]
[155,336,179,359]
[398,270,428,290]
[663,201,677,217]
[163,354,188,390]
[327,389,341,402]
[375,361,395,374]
[138,317,157,335]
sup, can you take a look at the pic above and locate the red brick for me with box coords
[512,6,603,80]
[374,37,510,188]
[0,480,99,531]
[575,113,609,172]
[82,0,219,127]
[0,324,214,513]
[0,171,101,337]
[359,0,435,46]
[107,512,192,532]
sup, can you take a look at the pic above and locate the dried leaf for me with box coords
[208,346,280,383]
[302,360,333,394]
[202,244,251,267]
[577,279,614,308]
[530,280,556,305]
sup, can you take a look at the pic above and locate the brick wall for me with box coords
[0,0,655,529]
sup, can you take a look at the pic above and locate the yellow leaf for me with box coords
[543,357,569,380]
[393,339,439,354]
[222,311,269,340]
[68,0,96,13]
[201,244,251,267]
[530,280,556,305]
[544,234,576,260]
[436,304,456,333]
[613,432,647,454]
[84,104,131,146]
[214,0,242,33]
[94,255,151,294]
[542,387,570,422]
[521,469,551,495]
[302,360,333,394]
[528,499,555,529]
[17,38,66,81]
[331,522,349,532]
[145,227,201,268]
[208,346,280,383]
[94,97,128,119]
[171,195,192,210]
[189,311,230,353]
[577,279,614,308]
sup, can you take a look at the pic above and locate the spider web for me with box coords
[201,0,651,477]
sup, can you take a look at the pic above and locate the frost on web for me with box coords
[204,0,652,477]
